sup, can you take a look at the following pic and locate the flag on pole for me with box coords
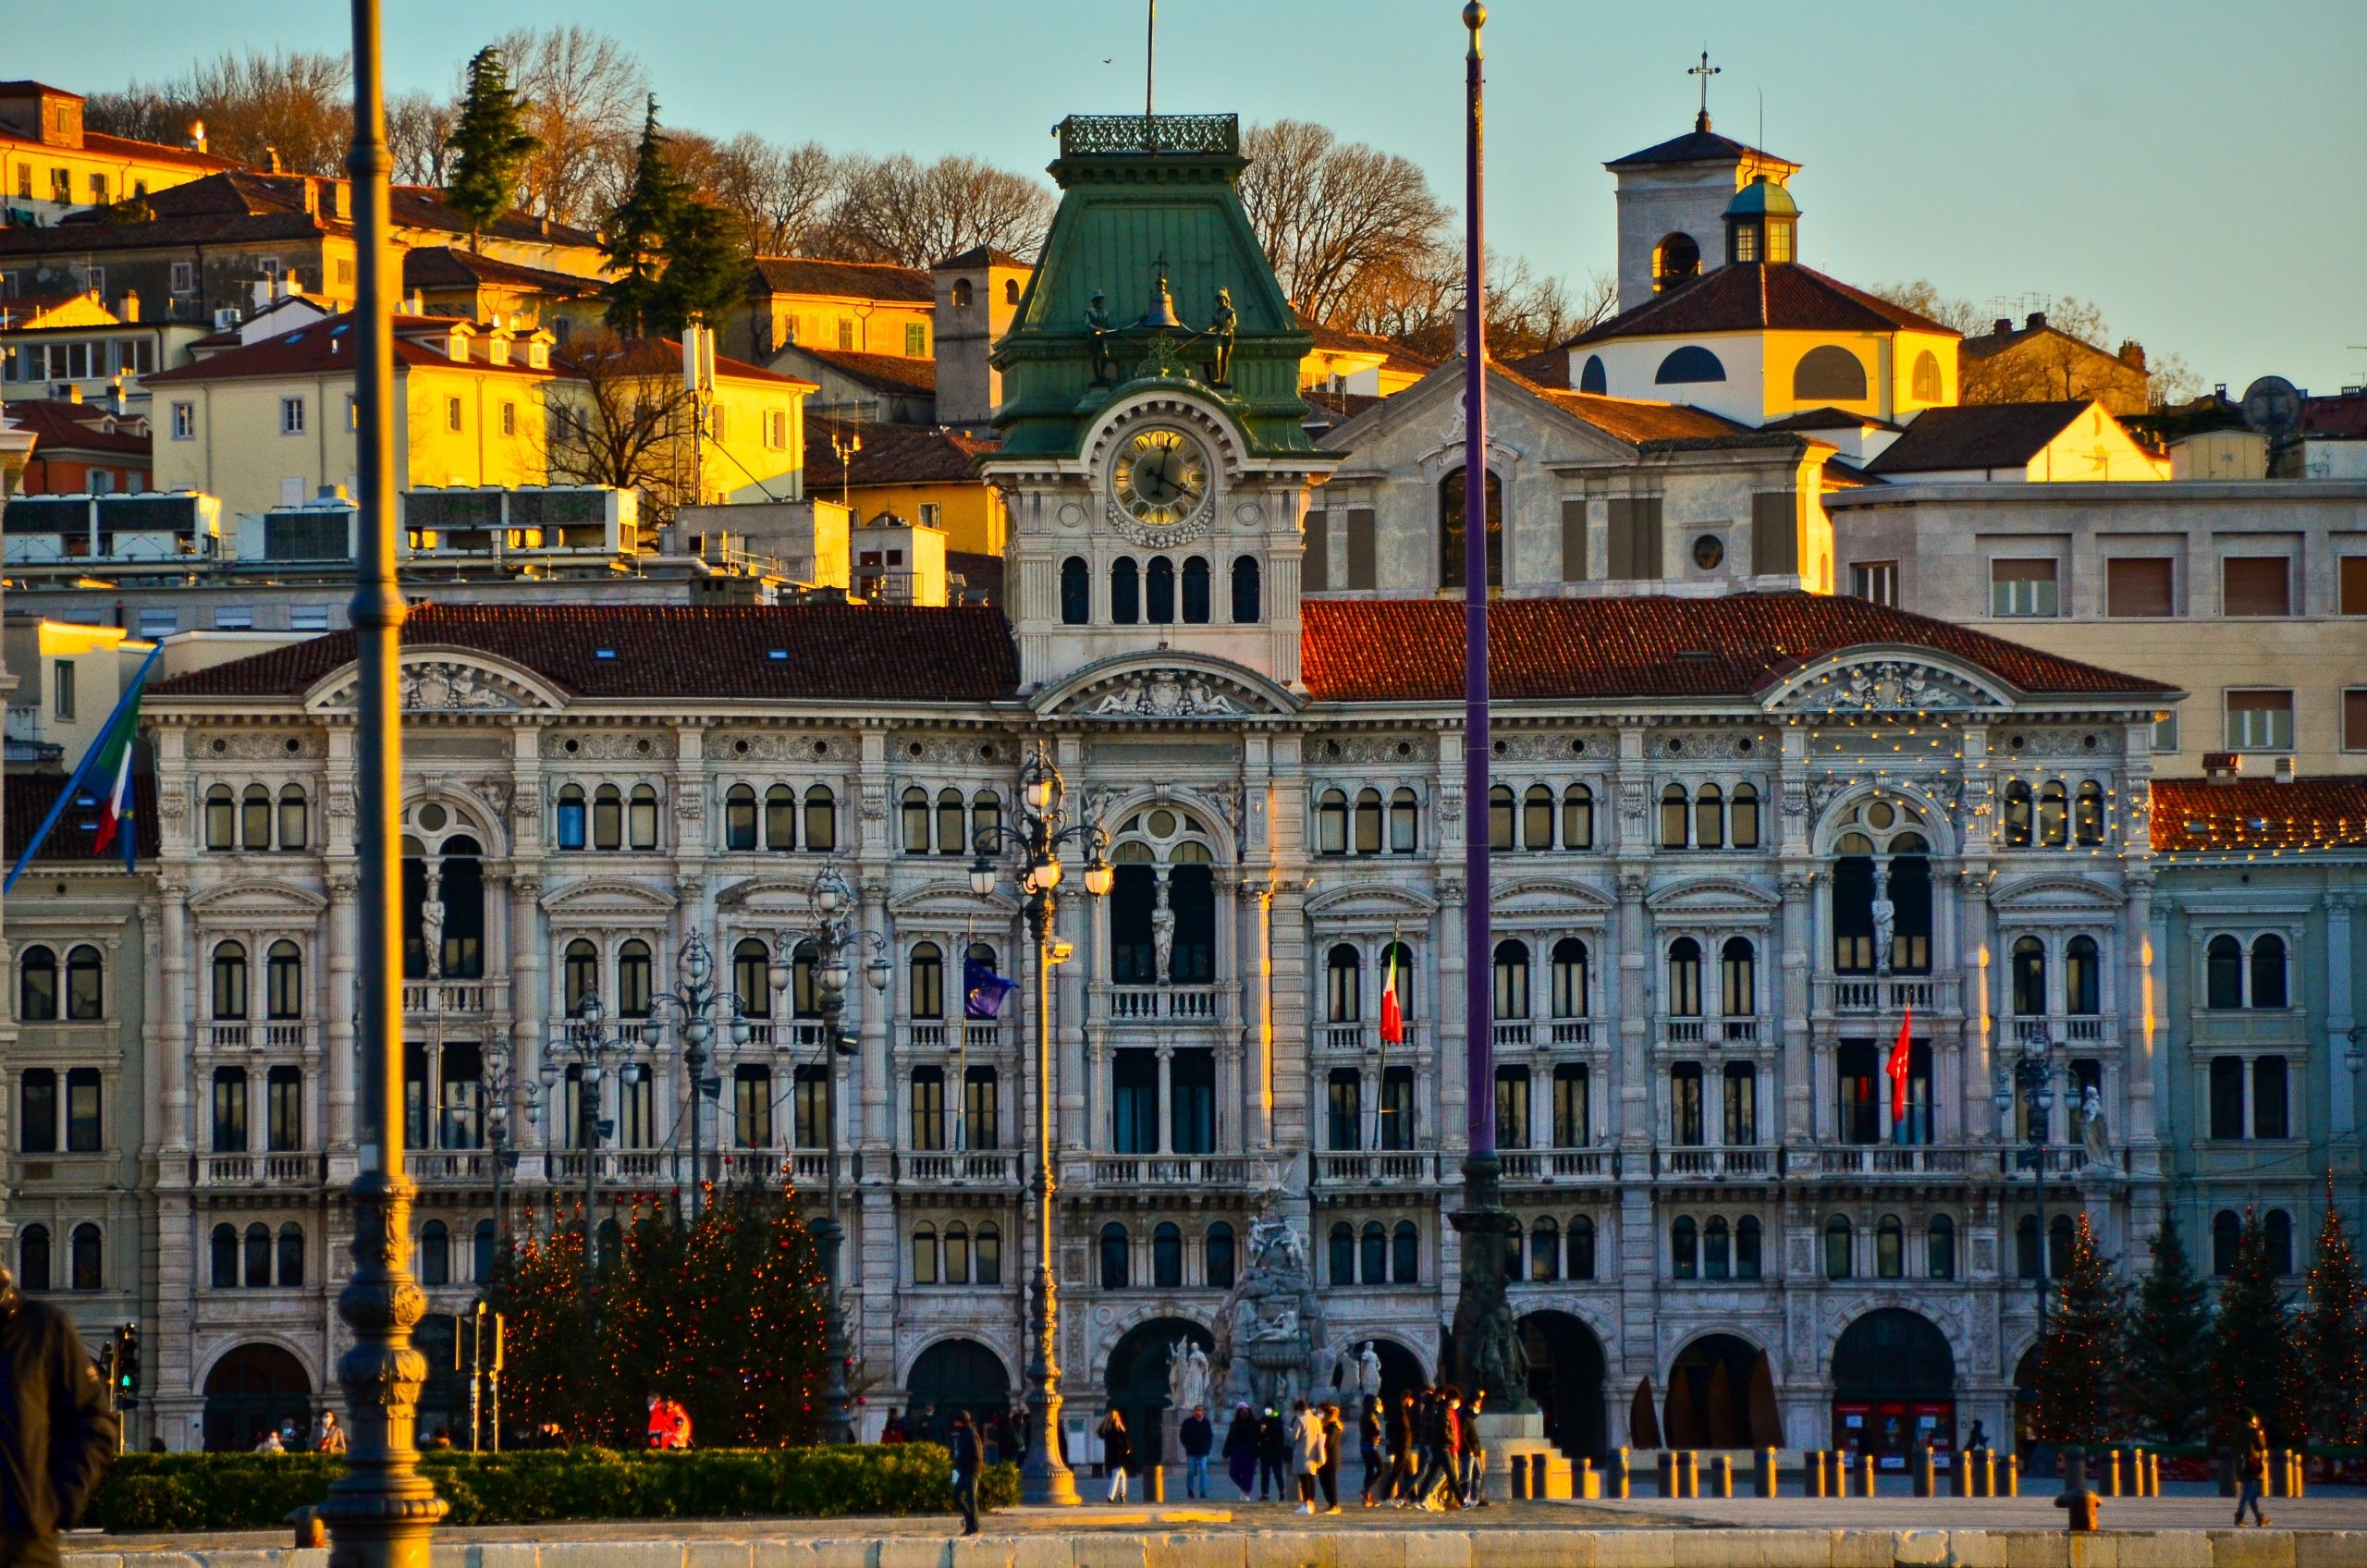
[5,645,160,891]
[1886,1009,1915,1126]
[1380,941,1405,1046]
[963,952,1016,1020]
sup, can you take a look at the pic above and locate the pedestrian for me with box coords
[2235,1410,2271,1527]
[917,1403,940,1447]
[1257,1406,1287,1501]
[1416,1387,1463,1511]
[254,1427,285,1454]
[1180,1403,1214,1500]
[1290,1400,1324,1513]
[950,1412,981,1537]
[1358,1395,1384,1507]
[1461,1389,1488,1507]
[1386,1389,1417,1504]
[1223,1403,1258,1500]
[883,1410,908,1445]
[1318,1402,1344,1513]
[310,1411,347,1455]
[646,1393,670,1449]
[1097,1408,1132,1503]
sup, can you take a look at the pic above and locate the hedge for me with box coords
[87,1446,1020,1534]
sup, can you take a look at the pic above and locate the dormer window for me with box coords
[487,337,509,365]
[526,341,548,369]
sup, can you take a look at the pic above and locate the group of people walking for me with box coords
[1114,1384,1490,1511]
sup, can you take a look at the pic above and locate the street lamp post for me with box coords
[969,742,1112,1507]
[483,1039,542,1249]
[640,933,758,1219]
[541,998,640,1292]
[1995,1036,2060,1328]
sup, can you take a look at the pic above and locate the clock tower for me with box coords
[984,114,1338,693]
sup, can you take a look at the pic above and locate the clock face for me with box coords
[1110,426,1212,528]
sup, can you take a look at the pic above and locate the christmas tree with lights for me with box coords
[2031,1210,2126,1444]
[2303,1175,2366,1446]
[2125,1218,2213,1444]
[2210,1206,2304,1446]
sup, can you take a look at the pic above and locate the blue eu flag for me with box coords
[964,955,1016,1020]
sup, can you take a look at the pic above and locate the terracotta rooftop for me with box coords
[787,345,938,396]
[2151,778,2367,855]
[751,255,933,303]
[1565,263,1959,347]
[143,312,557,386]
[935,245,1030,270]
[148,603,1021,704]
[805,423,995,488]
[1298,593,2173,704]
[1859,402,2092,476]
[5,771,158,864]
[402,246,607,297]
[2302,394,2367,441]
[0,209,332,255]
[0,124,243,176]
[6,398,151,456]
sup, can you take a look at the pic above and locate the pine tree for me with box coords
[2126,1218,2213,1443]
[2031,1210,2126,1444]
[601,96,682,337]
[2304,1175,2367,1445]
[443,47,538,251]
[652,196,749,337]
[2210,1205,2305,1446]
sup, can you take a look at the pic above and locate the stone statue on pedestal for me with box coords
[1210,1200,1326,1415]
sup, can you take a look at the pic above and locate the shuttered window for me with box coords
[2105,557,2176,618]
[2222,557,2291,617]
[1561,499,1588,582]
[1304,509,1330,591]
[1344,508,1377,589]
[1607,496,1663,580]
[1750,492,1797,576]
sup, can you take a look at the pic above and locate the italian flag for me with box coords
[88,682,143,859]
[1380,945,1405,1045]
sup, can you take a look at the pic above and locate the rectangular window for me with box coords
[171,401,194,439]
[2253,1056,2289,1140]
[837,319,855,349]
[2226,689,2295,751]
[446,397,462,432]
[1607,496,1664,580]
[53,659,74,720]
[214,606,253,631]
[1751,491,1797,576]
[1723,1062,1758,1145]
[1551,1063,1588,1148]
[2342,557,2367,615]
[1990,558,2058,617]
[1494,1066,1531,1150]
[346,394,359,431]
[792,1064,828,1147]
[170,261,195,294]
[1851,560,1896,606]
[1670,1062,1704,1146]
[1327,1068,1362,1151]
[1380,1065,1415,1151]
[1560,499,1589,583]
[904,322,927,357]
[2222,556,2292,618]
[289,606,332,631]
[2152,711,2179,753]
[267,1066,302,1152]
[963,1066,999,1151]
[62,1070,99,1153]
[1112,1048,1159,1154]
[212,1066,249,1152]
[2105,557,2176,618]
[711,406,728,445]
[733,1065,773,1147]
[2208,1056,2245,1141]
[767,410,789,449]
[1837,1040,1880,1145]
[136,607,178,637]
[280,397,305,435]
[500,402,516,436]
[20,1070,57,1153]
[1171,1047,1215,1154]
[909,1066,944,1150]
[1304,509,1329,590]
[2347,690,2367,753]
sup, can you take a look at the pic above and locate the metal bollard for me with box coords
[1805,1450,1827,1498]
[2270,1450,2289,1499]
[2150,1452,2162,1497]
[2002,1455,2020,1498]
[1756,1448,1778,1499]
[1680,1451,1699,1499]
[1609,1447,1630,1500]
[2103,1449,2124,1498]
[2217,1448,2238,1498]
[2294,1451,2307,1498]
[1578,1457,1600,1500]
[1913,1449,1935,1498]
[1656,1450,1675,1498]
[1968,1450,1990,1498]
[1511,1454,1530,1501]
[2063,1446,2087,1498]
[1858,1452,1877,1498]
[1147,1464,1164,1502]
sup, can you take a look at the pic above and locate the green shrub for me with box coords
[85,1445,997,1534]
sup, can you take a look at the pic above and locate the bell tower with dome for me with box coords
[983,114,1339,694]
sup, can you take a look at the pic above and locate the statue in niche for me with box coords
[419,881,446,980]
[1151,872,1176,983]
[2080,1086,2112,1170]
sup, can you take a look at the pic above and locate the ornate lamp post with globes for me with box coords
[540,996,644,1289]
[969,742,1112,1506]
[1995,1035,2061,1327]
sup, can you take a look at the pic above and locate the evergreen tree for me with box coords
[2210,1205,2305,1446]
[601,96,683,337]
[443,47,538,251]
[2126,1218,2213,1444]
[652,195,749,337]
[2304,1175,2367,1445]
[2031,1210,2126,1444]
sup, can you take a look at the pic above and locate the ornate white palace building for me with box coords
[2,112,2357,1467]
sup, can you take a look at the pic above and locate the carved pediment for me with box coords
[1645,876,1782,915]
[186,882,329,917]
[1988,873,2126,913]
[1764,651,2009,716]
[1305,883,1441,919]
[538,877,678,918]
[304,648,566,716]
[1033,652,1299,721]
[1490,877,1616,917]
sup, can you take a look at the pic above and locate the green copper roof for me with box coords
[1723,174,1800,220]
[992,114,1318,459]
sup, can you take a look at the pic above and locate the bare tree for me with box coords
[694,135,840,256]
[86,50,353,175]
[388,91,460,189]
[1238,119,1449,327]
[1339,243,1613,363]
[1865,279,1991,337]
[816,153,1052,268]
[541,333,696,528]
[492,26,647,227]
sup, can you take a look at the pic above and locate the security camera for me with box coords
[1049,940,1076,965]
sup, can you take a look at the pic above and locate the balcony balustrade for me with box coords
[1105,986,1220,1022]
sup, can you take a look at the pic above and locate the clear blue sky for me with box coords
[31,0,2367,393]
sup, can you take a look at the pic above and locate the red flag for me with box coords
[1887,1009,1914,1125]
[1380,946,1405,1045]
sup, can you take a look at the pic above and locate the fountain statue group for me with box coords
[1198,1171,1385,1413]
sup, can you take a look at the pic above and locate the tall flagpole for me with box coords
[1447,0,1529,1414]
[321,1,443,1564]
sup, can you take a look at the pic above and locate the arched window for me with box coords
[971,791,1001,855]
[278,786,309,850]
[1354,789,1383,854]
[1312,788,1349,855]
[1522,786,1553,850]
[724,785,757,851]
[1661,784,1688,848]
[1206,1222,1235,1290]
[1390,789,1419,852]
[951,277,973,308]
[2213,1209,2242,1276]
[2003,781,2033,848]
[734,938,773,1019]
[1181,556,1210,624]
[564,940,598,1014]
[901,787,929,854]
[1359,1220,1388,1285]
[212,940,249,1021]
[241,785,272,848]
[1562,785,1593,850]
[976,1222,1001,1285]
[1550,938,1589,1018]
[803,786,837,851]
[1060,556,1090,624]
[471,1219,495,1283]
[1110,558,1139,624]
[2011,937,2046,1016]
[1578,354,1608,395]
[208,1223,236,1290]
[1823,1216,1853,1279]
[2074,781,2105,845]
[19,946,56,1021]
[1720,937,1755,1017]
[266,941,302,1020]
[1489,785,1515,850]
[944,1223,970,1285]
[1231,555,1261,622]
[1666,937,1702,1017]
[1146,556,1176,624]
[617,939,653,1018]
[2066,936,2101,1015]
[2251,935,2288,1009]
[1005,278,1021,304]
[1693,783,1723,848]
[912,1223,938,1285]
[2265,1209,2295,1275]
[1911,349,1943,402]
[1492,940,1530,1021]
[1735,1216,1761,1280]
[1926,1215,1956,1280]
[1655,345,1726,385]
[1731,783,1760,848]
[1438,466,1502,590]
[1326,945,1361,1023]
[205,785,236,850]
[1526,1216,1558,1281]
[910,942,944,1020]
[1379,942,1413,1021]
[765,786,796,851]
[280,1222,306,1288]
[64,1224,99,1292]
[1672,1217,1698,1279]
[592,784,623,850]
[18,1225,51,1292]
[1392,1219,1420,1283]
[1877,1215,1905,1279]
[555,784,586,850]
[2038,781,2068,848]
[1792,345,1869,401]
[244,1222,271,1289]
[2206,935,2243,1009]
[935,790,965,857]
[1328,1221,1355,1286]
[65,946,101,1021]
[1568,1216,1597,1280]
[1502,1219,1524,1279]
[1653,233,1700,288]
[1703,1216,1730,1280]
[628,785,658,850]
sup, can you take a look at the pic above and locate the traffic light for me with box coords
[114,1322,140,1398]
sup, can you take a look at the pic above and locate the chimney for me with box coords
[538,214,550,238]
[2025,310,2048,332]
[188,118,207,154]
[2203,751,2242,786]
[66,383,82,404]
[265,146,283,175]
[2275,755,2296,785]
[329,181,346,219]
[1993,318,2013,337]
[117,288,138,323]
[2118,340,2147,371]
[301,178,318,215]
[109,378,127,415]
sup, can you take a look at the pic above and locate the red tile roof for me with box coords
[2302,394,2367,441]
[750,256,934,303]
[402,246,607,297]
[143,312,558,385]
[788,345,938,396]
[5,771,158,864]
[147,602,1021,704]
[6,398,151,456]
[1859,402,2091,476]
[805,423,996,488]
[1566,263,1959,346]
[935,245,1031,270]
[2150,778,2367,854]
[0,209,333,255]
[1299,594,2173,704]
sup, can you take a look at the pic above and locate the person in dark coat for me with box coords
[0,1261,118,1568]
[1096,1408,1133,1503]
[1358,1396,1385,1507]
[1257,1406,1288,1501]
[1222,1403,1258,1499]
[2235,1410,2271,1527]
[950,1413,981,1537]
[1179,1404,1215,1500]
[1316,1403,1345,1513]
[1385,1390,1417,1504]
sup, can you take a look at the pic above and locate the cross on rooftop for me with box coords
[1689,49,1721,132]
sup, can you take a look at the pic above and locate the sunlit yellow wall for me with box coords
[1763,330,1958,423]
[834,477,1004,557]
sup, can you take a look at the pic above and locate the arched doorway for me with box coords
[1831,1308,1956,1474]
[1103,1317,1211,1475]
[2012,1343,2044,1464]
[202,1342,313,1452]
[1518,1310,1606,1460]
[1665,1334,1782,1450]
[905,1338,1012,1445]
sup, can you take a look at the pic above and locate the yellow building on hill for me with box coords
[0,82,242,225]
[803,422,1003,557]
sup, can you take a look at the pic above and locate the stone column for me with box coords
[1244,879,1275,1149]
[157,876,192,1153]
[2123,867,2161,1161]
[2326,892,2357,1145]
[509,872,545,1163]
[861,876,892,1149]
[1779,871,1814,1145]
[1958,867,1994,1142]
